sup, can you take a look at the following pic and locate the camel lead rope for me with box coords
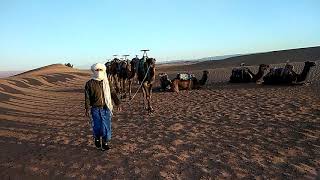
[130,65,151,101]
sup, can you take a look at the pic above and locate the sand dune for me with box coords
[0,60,319,179]
[158,46,320,72]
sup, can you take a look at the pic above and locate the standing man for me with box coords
[85,63,121,151]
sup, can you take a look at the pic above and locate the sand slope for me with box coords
[0,62,319,179]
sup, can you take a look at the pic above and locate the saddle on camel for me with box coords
[170,71,209,92]
[229,63,269,83]
[268,64,296,82]
[263,61,316,85]
[230,63,252,82]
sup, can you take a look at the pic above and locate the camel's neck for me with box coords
[297,65,311,82]
[130,63,135,72]
[254,67,265,80]
[139,63,155,83]
[199,73,208,85]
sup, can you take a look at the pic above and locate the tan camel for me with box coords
[171,70,209,92]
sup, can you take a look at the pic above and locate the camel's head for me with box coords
[305,61,316,67]
[146,58,156,68]
[285,64,294,71]
[259,64,269,71]
[112,58,120,65]
[130,59,136,68]
[105,62,111,67]
[131,57,139,63]
[159,73,169,81]
[120,60,127,68]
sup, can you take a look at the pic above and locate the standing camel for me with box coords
[108,57,121,93]
[136,50,156,113]
[118,55,137,99]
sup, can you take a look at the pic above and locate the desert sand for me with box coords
[0,60,319,179]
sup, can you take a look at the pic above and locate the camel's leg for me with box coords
[111,75,115,91]
[118,78,121,97]
[188,80,193,93]
[128,79,132,99]
[120,78,123,98]
[141,84,148,110]
[114,76,120,94]
[122,79,127,99]
[147,83,153,112]
[173,82,179,93]
[110,75,113,84]
[111,75,115,87]
[120,78,124,99]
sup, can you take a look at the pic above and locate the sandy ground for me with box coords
[0,62,319,179]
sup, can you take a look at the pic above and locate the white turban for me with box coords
[91,63,107,81]
[90,63,113,112]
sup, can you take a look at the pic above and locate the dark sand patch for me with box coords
[8,80,31,88]
[41,74,76,83]
[0,84,24,95]
[0,92,15,102]
[22,78,44,86]
[70,72,90,77]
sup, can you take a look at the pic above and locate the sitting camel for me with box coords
[263,61,316,85]
[229,64,269,83]
[170,70,209,92]
[159,73,171,91]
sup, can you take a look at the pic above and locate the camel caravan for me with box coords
[105,50,156,112]
[229,61,316,85]
[159,60,316,93]
[104,49,316,113]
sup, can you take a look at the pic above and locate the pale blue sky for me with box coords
[1,0,319,70]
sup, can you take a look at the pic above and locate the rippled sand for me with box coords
[0,62,319,179]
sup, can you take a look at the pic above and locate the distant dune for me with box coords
[0,71,24,78]
[158,46,320,72]
[0,64,90,90]
[13,64,85,77]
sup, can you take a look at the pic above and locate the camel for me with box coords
[263,61,316,85]
[106,58,121,93]
[159,73,171,91]
[137,56,156,112]
[229,64,269,83]
[170,70,209,92]
[131,55,140,84]
[105,61,112,78]
[118,57,137,99]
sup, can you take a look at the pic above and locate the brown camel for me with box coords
[229,64,269,83]
[171,70,209,92]
[136,57,156,112]
[263,61,316,85]
[118,57,137,99]
[106,58,121,93]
